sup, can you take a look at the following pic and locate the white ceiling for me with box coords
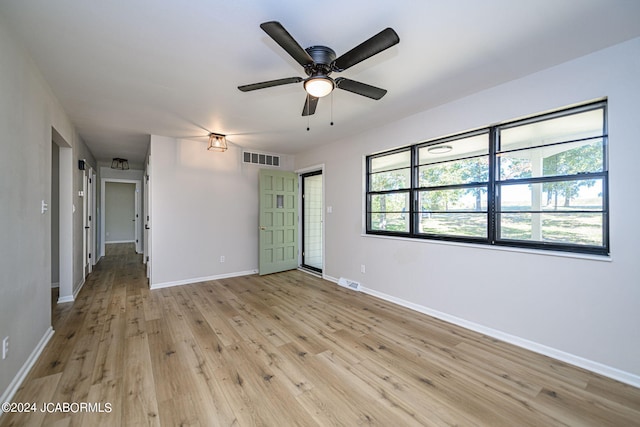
[1,0,639,165]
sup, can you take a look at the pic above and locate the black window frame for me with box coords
[365,100,609,256]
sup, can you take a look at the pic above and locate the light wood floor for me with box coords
[2,244,639,426]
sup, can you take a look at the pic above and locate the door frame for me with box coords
[296,164,325,276]
[51,127,74,303]
[100,178,142,257]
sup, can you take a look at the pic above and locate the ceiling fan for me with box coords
[238,21,400,116]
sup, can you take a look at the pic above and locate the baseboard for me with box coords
[324,274,339,283]
[150,269,259,290]
[73,277,86,299]
[57,277,86,304]
[322,275,639,388]
[358,286,640,389]
[105,240,135,244]
[51,282,59,288]
[0,327,54,414]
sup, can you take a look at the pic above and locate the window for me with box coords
[366,101,608,255]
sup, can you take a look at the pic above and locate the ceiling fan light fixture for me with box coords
[427,145,453,154]
[208,133,228,152]
[304,76,334,98]
[110,157,129,170]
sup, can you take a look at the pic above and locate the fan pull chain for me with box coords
[307,94,311,131]
[330,92,334,126]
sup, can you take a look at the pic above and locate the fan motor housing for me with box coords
[305,45,336,75]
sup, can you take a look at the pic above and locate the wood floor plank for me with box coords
[2,244,640,427]
[122,295,161,427]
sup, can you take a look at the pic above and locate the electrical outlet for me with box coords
[220,256,225,263]
[361,264,366,274]
[2,336,8,360]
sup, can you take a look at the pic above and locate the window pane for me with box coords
[499,179,603,212]
[419,156,489,187]
[499,212,603,246]
[417,213,487,237]
[418,133,488,165]
[370,213,409,233]
[498,139,604,180]
[370,150,410,173]
[370,192,409,213]
[419,188,487,212]
[500,108,604,151]
[370,168,411,191]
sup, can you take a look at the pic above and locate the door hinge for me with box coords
[89,215,91,221]
[89,253,92,259]
[146,256,150,262]
[136,239,138,243]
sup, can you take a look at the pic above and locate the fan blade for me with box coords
[238,77,303,92]
[260,21,314,68]
[302,95,319,116]
[332,28,399,72]
[335,78,387,100]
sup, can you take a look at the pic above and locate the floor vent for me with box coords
[243,151,280,167]
[338,277,361,291]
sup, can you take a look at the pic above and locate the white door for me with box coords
[83,168,93,275]
[143,169,151,279]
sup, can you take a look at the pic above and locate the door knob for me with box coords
[260,226,266,230]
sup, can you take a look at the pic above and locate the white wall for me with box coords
[149,136,294,288]
[295,38,640,383]
[0,15,95,400]
[105,182,136,242]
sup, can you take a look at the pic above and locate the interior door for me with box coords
[143,168,151,279]
[83,168,93,276]
[259,169,298,275]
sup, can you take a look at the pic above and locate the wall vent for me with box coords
[338,277,361,291]
[242,151,280,167]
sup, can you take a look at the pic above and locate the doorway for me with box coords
[51,128,73,303]
[301,170,323,273]
[51,142,60,307]
[100,178,141,257]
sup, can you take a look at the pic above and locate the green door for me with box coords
[259,169,298,275]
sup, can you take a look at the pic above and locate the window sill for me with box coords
[361,232,612,262]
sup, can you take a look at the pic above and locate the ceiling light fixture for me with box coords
[304,75,334,98]
[110,158,129,170]
[207,133,228,152]
[427,145,453,154]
